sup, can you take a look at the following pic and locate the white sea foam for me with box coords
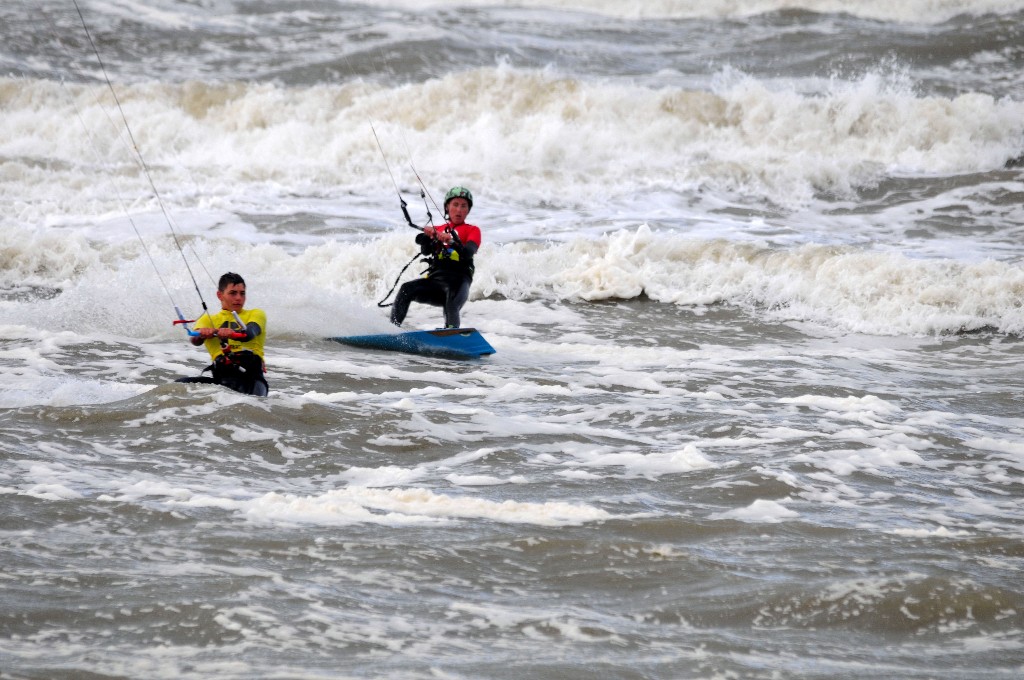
[228,486,621,527]
[710,498,800,523]
[10,219,1024,345]
[337,465,430,488]
[966,436,1024,456]
[356,0,1024,22]
[890,525,972,537]
[570,445,716,479]
[86,0,244,30]
[447,473,528,486]
[794,446,930,477]
[3,67,1021,222]
[5,64,1023,352]
[781,394,901,416]
[0,373,149,408]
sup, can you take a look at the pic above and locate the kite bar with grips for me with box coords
[173,307,248,339]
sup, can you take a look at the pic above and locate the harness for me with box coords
[378,226,473,308]
[425,228,475,277]
[205,346,266,395]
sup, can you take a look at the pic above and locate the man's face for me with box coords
[447,198,470,225]
[217,283,246,312]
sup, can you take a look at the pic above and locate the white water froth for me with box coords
[356,0,1024,23]
[89,482,619,528]
[4,222,1024,341]
[250,486,619,526]
[710,498,800,523]
[3,67,1021,220]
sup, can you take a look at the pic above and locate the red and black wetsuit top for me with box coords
[416,222,481,279]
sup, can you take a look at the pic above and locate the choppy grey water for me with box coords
[2,1,1024,678]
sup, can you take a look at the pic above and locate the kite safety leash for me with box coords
[376,251,424,308]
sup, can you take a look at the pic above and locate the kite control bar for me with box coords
[173,307,248,339]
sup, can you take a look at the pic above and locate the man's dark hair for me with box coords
[218,272,245,292]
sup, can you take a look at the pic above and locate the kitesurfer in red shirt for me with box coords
[390,186,481,329]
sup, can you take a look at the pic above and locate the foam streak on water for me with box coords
[2,2,1024,678]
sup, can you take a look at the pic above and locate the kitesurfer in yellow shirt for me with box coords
[183,272,269,396]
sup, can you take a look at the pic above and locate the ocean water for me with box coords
[2,1,1024,678]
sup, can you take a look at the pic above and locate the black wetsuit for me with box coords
[391,225,479,329]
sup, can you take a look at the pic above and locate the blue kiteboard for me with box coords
[328,328,495,359]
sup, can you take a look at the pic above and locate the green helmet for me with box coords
[444,186,473,213]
